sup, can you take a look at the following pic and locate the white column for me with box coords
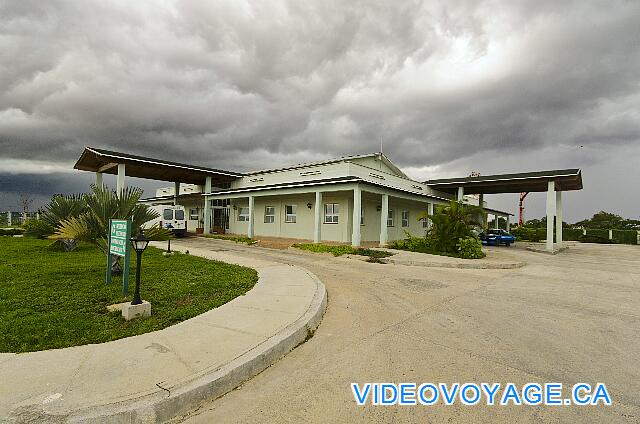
[314,191,322,243]
[457,186,464,201]
[247,195,255,238]
[352,185,362,247]
[203,176,212,234]
[174,182,180,206]
[7,212,11,227]
[116,163,126,196]
[427,203,434,230]
[583,228,587,236]
[495,214,500,229]
[380,193,389,246]
[95,172,103,187]
[608,229,613,240]
[546,180,556,251]
[478,194,484,208]
[555,191,563,247]
[506,216,510,232]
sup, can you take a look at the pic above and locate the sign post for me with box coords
[106,219,132,296]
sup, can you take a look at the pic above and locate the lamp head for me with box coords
[130,231,150,253]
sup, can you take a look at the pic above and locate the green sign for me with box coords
[106,219,131,296]
[109,220,129,256]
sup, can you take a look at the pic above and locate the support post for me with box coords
[116,163,126,196]
[495,214,499,229]
[7,211,11,227]
[608,229,613,240]
[457,186,464,202]
[314,191,322,243]
[380,193,389,246]
[204,176,212,234]
[96,172,103,187]
[247,195,254,238]
[352,185,361,247]
[427,203,434,230]
[174,182,180,206]
[546,180,556,251]
[506,215,510,232]
[556,191,563,247]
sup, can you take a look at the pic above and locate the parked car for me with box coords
[479,229,516,246]
[143,205,187,237]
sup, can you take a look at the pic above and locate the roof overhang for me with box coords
[74,147,243,185]
[426,169,582,194]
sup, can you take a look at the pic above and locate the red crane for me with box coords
[519,192,529,226]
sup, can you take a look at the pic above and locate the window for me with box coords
[360,205,365,225]
[285,205,297,223]
[402,210,409,227]
[189,208,199,220]
[163,209,173,220]
[238,207,249,222]
[387,209,394,227]
[264,206,275,223]
[421,218,429,228]
[324,203,339,223]
[175,209,185,220]
[211,199,230,207]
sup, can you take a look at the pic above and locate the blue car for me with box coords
[479,229,516,246]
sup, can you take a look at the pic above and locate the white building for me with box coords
[75,147,582,250]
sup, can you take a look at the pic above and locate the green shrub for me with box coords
[22,219,55,239]
[0,228,24,236]
[390,232,433,253]
[579,235,614,244]
[612,230,638,245]
[293,243,393,258]
[586,229,609,240]
[456,236,485,259]
[563,228,584,241]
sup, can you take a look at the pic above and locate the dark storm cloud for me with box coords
[1,0,639,218]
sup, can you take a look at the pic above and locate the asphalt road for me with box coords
[172,239,640,423]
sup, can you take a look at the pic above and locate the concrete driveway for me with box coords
[172,239,640,423]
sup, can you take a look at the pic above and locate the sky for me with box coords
[1,0,639,222]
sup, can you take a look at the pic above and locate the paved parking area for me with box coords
[173,239,640,423]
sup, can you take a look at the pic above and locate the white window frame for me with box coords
[264,206,275,223]
[189,208,199,221]
[387,209,394,227]
[402,210,409,227]
[324,203,339,224]
[285,205,297,223]
[238,207,249,222]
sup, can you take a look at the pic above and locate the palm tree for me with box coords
[417,200,484,254]
[52,185,172,272]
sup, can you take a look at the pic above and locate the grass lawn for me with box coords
[0,237,258,353]
[293,243,394,259]
[202,234,255,244]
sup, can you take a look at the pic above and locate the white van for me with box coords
[144,205,187,237]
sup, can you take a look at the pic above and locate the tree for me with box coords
[574,211,638,230]
[52,185,172,272]
[417,200,484,254]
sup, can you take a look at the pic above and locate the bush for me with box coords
[390,232,433,253]
[586,229,609,240]
[612,230,638,245]
[563,228,584,241]
[579,235,614,244]
[0,228,24,236]
[22,219,55,239]
[292,243,393,258]
[456,236,485,259]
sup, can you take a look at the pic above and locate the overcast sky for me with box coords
[1,0,639,222]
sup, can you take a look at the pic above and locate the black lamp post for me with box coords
[130,231,150,305]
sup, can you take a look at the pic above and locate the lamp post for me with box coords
[130,231,150,305]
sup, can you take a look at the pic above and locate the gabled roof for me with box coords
[426,169,582,194]
[246,152,408,178]
[74,147,243,185]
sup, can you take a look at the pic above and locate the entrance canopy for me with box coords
[426,169,582,194]
[74,147,242,185]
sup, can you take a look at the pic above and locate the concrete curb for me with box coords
[64,269,327,424]
[525,245,569,255]
[385,257,526,269]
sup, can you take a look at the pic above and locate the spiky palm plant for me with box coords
[417,200,484,254]
[52,185,172,271]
